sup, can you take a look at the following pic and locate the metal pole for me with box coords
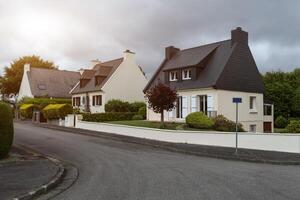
[235,103,238,155]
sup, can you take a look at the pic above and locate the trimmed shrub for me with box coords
[19,97,71,110]
[0,102,14,159]
[83,112,135,122]
[129,102,146,112]
[138,106,146,119]
[105,99,131,112]
[132,114,144,120]
[19,104,35,119]
[213,115,244,132]
[186,112,214,129]
[42,104,73,120]
[275,116,288,128]
[286,120,300,133]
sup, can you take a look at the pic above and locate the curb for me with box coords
[34,123,300,166]
[12,153,66,200]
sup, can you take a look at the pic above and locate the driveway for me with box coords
[14,122,300,200]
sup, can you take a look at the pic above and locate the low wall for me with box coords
[76,120,300,153]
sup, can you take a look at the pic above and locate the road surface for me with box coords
[14,122,300,200]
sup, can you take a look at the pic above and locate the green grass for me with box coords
[274,128,287,133]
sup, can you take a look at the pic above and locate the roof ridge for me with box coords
[101,57,123,65]
[180,39,230,52]
[31,67,79,74]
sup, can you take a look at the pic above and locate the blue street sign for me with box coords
[232,97,242,103]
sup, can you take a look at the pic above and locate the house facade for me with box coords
[18,64,81,101]
[144,27,273,133]
[70,50,148,113]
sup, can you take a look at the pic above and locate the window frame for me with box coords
[92,95,102,106]
[182,69,192,80]
[169,71,178,82]
[249,96,257,113]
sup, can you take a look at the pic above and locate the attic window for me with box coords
[182,69,191,80]
[38,84,47,90]
[169,71,178,81]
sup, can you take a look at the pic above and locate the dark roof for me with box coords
[71,58,123,94]
[144,31,264,93]
[28,68,81,98]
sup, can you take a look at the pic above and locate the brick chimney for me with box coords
[165,46,180,60]
[231,27,248,45]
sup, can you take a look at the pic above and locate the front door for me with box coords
[263,122,272,133]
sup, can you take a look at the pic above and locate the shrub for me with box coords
[138,106,146,119]
[83,112,135,122]
[105,99,131,112]
[286,120,300,133]
[132,114,144,120]
[19,104,35,119]
[129,102,146,112]
[0,102,14,159]
[213,115,244,132]
[275,116,288,128]
[186,112,214,129]
[19,97,71,110]
[42,104,73,120]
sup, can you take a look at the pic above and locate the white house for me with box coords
[70,50,148,113]
[144,27,274,133]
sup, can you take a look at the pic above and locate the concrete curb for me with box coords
[11,153,66,200]
[34,123,300,166]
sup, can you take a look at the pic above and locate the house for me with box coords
[70,50,148,113]
[18,64,81,101]
[144,27,273,133]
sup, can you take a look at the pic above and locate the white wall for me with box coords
[18,64,33,101]
[75,120,300,153]
[72,92,105,113]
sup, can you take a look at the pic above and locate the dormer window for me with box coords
[169,71,178,81]
[182,69,191,80]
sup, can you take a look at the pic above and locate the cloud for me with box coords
[0,0,300,77]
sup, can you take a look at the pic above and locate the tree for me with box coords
[145,83,177,127]
[292,87,300,116]
[0,55,56,95]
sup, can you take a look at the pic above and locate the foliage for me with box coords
[145,83,177,125]
[82,112,135,122]
[292,87,300,117]
[129,101,146,112]
[186,112,214,129]
[132,114,144,120]
[42,104,73,120]
[0,102,14,159]
[275,115,288,128]
[138,106,147,119]
[286,120,300,133]
[213,115,244,132]
[105,99,131,112]
[0,55,56,95]
[19,97,71,109]
[109,120,184,130]
[19,104,35,119]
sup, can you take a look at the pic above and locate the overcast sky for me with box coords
[0,0,300,77]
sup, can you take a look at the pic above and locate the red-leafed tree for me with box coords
[146,83,177,127]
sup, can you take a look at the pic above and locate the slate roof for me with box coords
[144,29,264,94]
[27,68,81,98]
[71,58,123,94]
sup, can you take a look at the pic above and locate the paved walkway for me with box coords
[0,146,59,200]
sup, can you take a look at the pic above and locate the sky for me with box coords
[0,0,300,78]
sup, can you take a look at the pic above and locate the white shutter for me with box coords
[207,95,214,111]
[191,96,198,112]
[182,96,188,118]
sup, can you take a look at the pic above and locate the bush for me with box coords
[275,116,288,128]
[83,112,135,122]
[186,112,214,129]
[213,115,244,132]
[19,104,35,119]
[129,102,146,112]
[132,114,144,120]
[42,104,73,120]
[0,102,14,159]
[138,106,146,119]
[105,99,131,112]
[286,120,300,133]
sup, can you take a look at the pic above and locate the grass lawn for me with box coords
[274,128,287,133]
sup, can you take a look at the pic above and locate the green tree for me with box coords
[0,55,56,95]
[292,86,300,116]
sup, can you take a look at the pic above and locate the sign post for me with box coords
[232,97,242,154]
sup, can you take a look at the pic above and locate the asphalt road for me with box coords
[14,122,300,200]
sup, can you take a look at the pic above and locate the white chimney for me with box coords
[24,63,30,73]
[123,49,135,61]
[90,59,101,68]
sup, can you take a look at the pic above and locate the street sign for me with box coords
[233,97,242,155]
[232,97,242,103]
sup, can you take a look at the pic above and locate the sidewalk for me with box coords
[0,146,62,200]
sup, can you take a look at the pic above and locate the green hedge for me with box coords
[19,104,35,119]
[138,106,147,119]
[42,104,73,120]
[83,112,136,122]
[275,116,288,128]
[286,120,300,133]
[105,99,146,113]
[0,102,14,159]
[19,97,71,109]
[213,115,244,132]
[186,112,214,129]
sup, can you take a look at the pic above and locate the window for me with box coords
[199,95,208,114]
[182,69,191,80]
[249,96,257,112]
[181,96,188,118]
[169,71,178,81]
[264,104,272,116]
[92,95,102,106]
[73,97,81,107]
[250,125,257,132]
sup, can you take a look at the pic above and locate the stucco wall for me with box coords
[72,92,105,113]
[18,68,33,101]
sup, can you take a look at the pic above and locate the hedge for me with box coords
[186,112,214,129]
[213,115,244,132]
[83,112,136,122]
[105,99,146,113]
[286,120,300,133]
[19,104,35,119]
[275,116,288,128]
[0,102,14,159]
[42,104,73,120]
[19,97,71,109]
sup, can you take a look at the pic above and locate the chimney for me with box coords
[24,63,30,73]
[165,46,180,60]
[90,59,101,68]
[78,68,84,75]
[231,27,248,45]
[123,49,135,61]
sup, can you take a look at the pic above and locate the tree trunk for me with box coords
[160,110,165,128]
